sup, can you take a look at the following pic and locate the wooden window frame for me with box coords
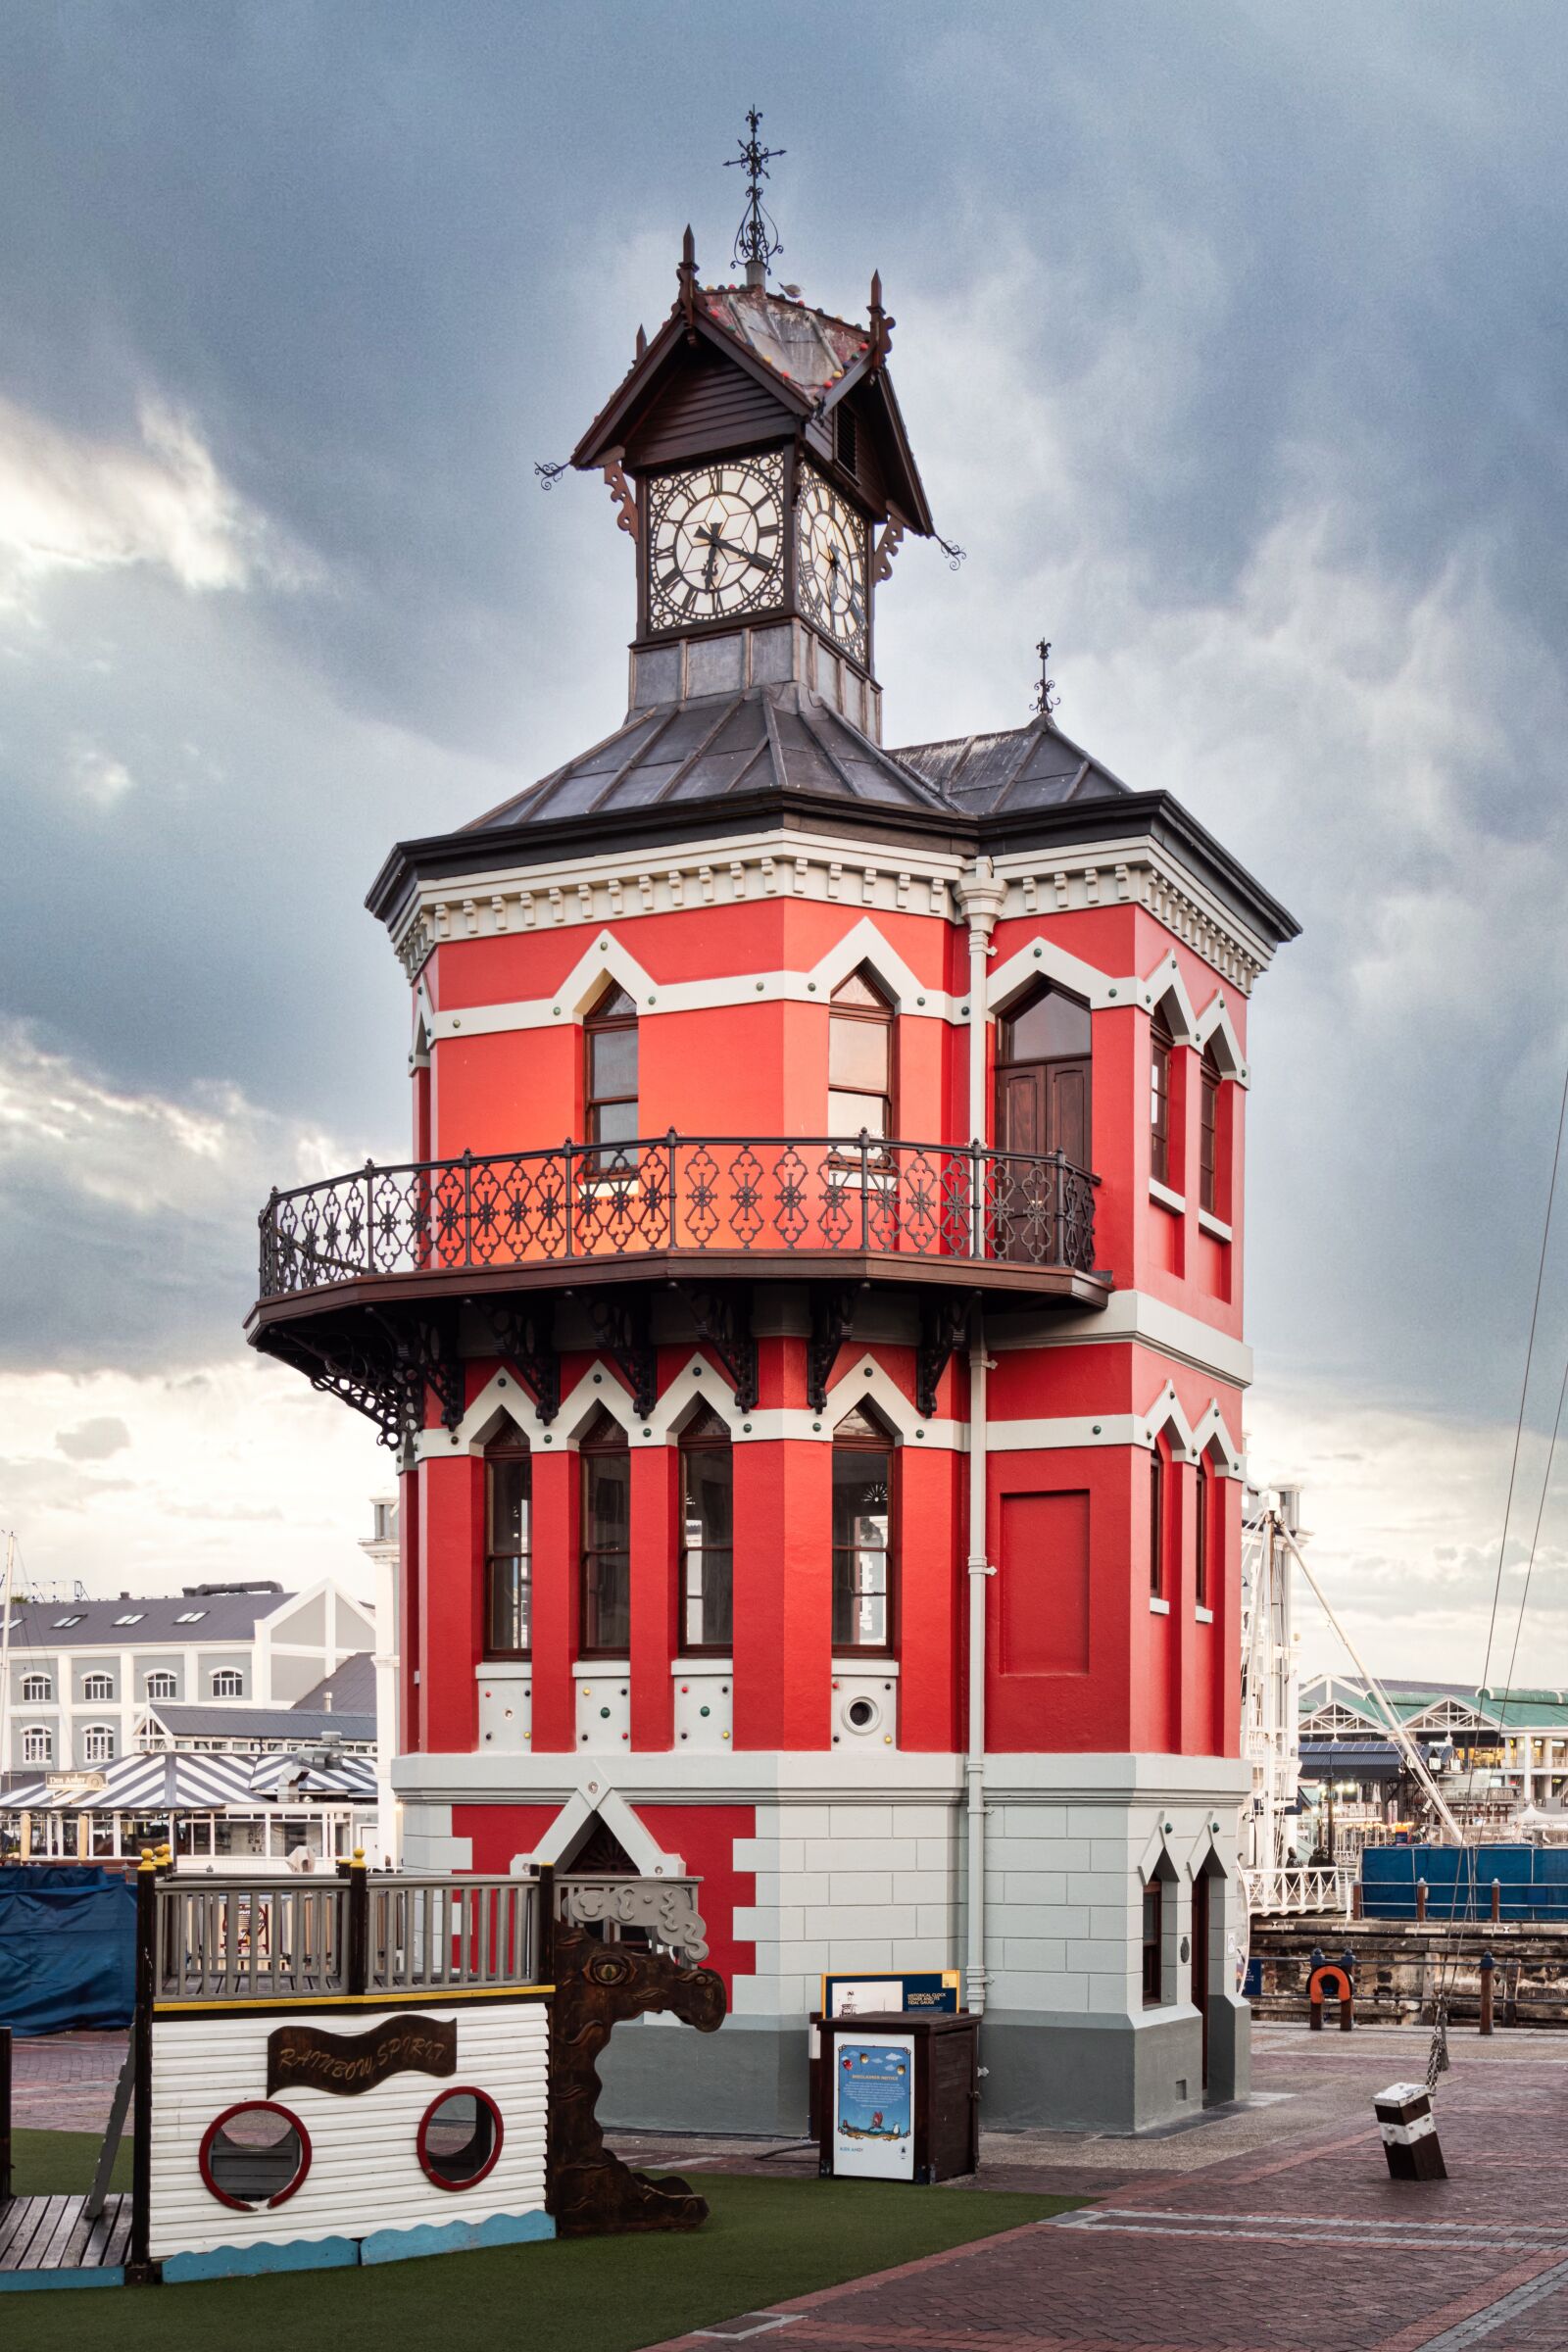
[22,1725,52,1764]
[679,1418,734,1655]
[1195,1456,1210,1611]
[82,1672,114,1703]
[831,1420,897,1655]
[579,1418,632,1659]
[484,1445,532,1660]
[584,984,639,1171]
[1200,1051,1221,1216]
[1150,1442,1166,1600]
[145,1671,177,1701]
[1142,1876,1165,2006]
[21,1673,51,1703]
[828,968,896,1152]
[83,1723,116,1765]
[1150,1013,1173,1188]
[212,1668,244,1698]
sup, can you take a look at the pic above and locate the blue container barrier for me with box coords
[1361,1843,1565,1924]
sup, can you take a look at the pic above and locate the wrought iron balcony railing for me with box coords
[257,1133,1100,1301]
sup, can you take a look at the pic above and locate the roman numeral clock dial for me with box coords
[797,470,869,666]
[645,457,786,631]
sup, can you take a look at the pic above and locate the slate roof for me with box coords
[892,712,1130,814]
[468,682,953,833]
[143,1703,376,1744]
[3,1589,293,1650]
[696,282,866,395]
[295,1652,376,1716]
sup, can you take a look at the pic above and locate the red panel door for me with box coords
[1192,1869,1211,2090]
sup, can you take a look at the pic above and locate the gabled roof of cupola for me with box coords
[893,711,1130,814]
[571,241,933,535]
[466,681,952,833]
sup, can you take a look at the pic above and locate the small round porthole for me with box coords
[199,2101,310,2211]
[843,1694,881,1736]
[417,2086,504,2190]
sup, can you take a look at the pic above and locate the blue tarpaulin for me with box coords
[1362,1843,1568,1923]
[0,1865,135,2034]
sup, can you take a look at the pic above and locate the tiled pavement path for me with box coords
[18,2022,1568,2344]
[638,2028,1568,2352]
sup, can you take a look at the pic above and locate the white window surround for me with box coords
[412,923,1254,1078]
[21,1674,51,1703]
[211,1670,244,1698]
[1150,1596,1171,1616]
[1149,1178,1186,1215]
[1196,1606,1214,1626]
[834,1657,900,1677]
[1198,1208,1233,1243]
[82,1724,116,1762]
[670,1657,733,1674]
[82,1673,114,1701]
[23,1727,52,1763]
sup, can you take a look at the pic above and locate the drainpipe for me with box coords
[956,860,1005,2014]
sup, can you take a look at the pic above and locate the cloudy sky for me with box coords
[4,2,1566,1683]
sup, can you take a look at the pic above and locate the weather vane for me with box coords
[1033,639,1061,718]
[725,107,784,279]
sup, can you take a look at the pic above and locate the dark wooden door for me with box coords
[995,1057,1089,1259]
[1191,1870,1210,2090]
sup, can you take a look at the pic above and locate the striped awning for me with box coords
[2,1748,375,1813]
[4,1748,259,1812]
[247,1752,377,1799]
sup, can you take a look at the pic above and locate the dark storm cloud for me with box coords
[3,0,1567,1511]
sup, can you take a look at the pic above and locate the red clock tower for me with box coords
[249,218,1297,2133]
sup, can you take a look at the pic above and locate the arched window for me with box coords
[680,1404,734,1652]
[1150,1441,1166,1601]
[145,1671,177,1700]
[995,983,1091,1168]
[21,1672,51,1703]
[579,1408,631,1656]
[832,1404,894,1651]
[23,1726,52,1764]
[828,968,895,1143]
[486,1442,531,1657]
[1150,1010,1173,1187]
[83,1724,116,1764]
[1199,1048,1222,1215]
[82,1671,114,1702]
[584,983,639,1170]
[212,1669,244,1698]
[1194,1456,1210,1611]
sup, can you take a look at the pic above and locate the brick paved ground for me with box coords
[19,2019,1568,2343]
[639,2026,1568,2351]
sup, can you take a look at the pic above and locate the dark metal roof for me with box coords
[893,713,1130,814]
[295,1652,376,1716]
[467,682,953,833]
[2,1591,295,1650]
[144,1703,375,1743]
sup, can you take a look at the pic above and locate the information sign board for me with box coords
[829,2031,914,2180]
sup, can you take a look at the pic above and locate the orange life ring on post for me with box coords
[1307,1963,1354,2031]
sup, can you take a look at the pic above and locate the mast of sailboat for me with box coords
[1277,1519,1464,1844]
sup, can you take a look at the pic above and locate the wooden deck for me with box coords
[0,2192,132,2289]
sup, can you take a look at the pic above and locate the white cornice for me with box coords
[393,824,1275,998]
[988,1288,1252,1390]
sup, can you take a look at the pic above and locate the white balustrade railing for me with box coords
[1243,1863,1352,1919]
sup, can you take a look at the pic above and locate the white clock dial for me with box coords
[797,470,868,662]
[646,457,786,631]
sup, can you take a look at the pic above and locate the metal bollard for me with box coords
[1351,1881,1364,1921]
[1375,2082,1446,2180]
[1479,1951,1494,2036]
[1415,1878,1428,1924]
[1490,1879,1500,1925]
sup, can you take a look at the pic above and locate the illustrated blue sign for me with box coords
[836,2043,912,2142]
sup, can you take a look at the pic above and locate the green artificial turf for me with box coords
[5,2129,1082,2352]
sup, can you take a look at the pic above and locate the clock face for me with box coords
[645,457,786,632]
[797,469,868,664]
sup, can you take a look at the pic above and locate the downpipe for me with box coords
[965,1308,994,2017]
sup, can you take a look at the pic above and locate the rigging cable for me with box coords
[1431,1048,1568,2073]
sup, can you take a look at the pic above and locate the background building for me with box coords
[247,213,1297,2132]
[3,1579,374,1779]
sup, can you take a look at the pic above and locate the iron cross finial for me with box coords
[725,106,785,281]
[1034,640,1061,718]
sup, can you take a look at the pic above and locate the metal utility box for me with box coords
[816,2012,979,2184]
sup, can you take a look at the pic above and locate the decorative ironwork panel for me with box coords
[256,1136,1101,1300]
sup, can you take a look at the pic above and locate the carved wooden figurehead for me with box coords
[546,1907,726,2236]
